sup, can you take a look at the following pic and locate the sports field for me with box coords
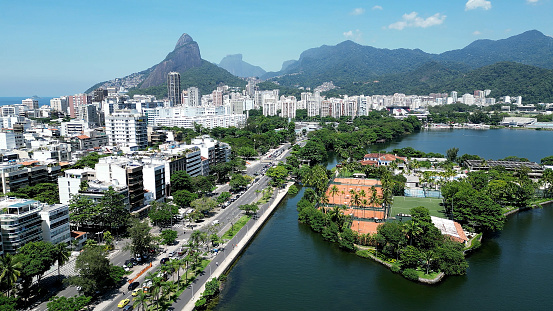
[391,196,446,217]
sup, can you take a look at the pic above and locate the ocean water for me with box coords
[0,97,54,107]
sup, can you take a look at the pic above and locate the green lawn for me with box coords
[391,196,446,217]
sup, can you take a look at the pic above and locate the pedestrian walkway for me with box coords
[175,182,293,311]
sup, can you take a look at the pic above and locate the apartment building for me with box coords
[105,110,148,149]
[0,198,43,254]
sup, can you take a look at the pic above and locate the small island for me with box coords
[293,145,552,283]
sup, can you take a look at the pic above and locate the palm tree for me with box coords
[54,243,71,279]
[358,189,367,218]
[161,281,179,301]
[0,253,22,298]
[329,185,340,202]
[132,290,149,311]
[421,250,435,275]
[403,221,422,246]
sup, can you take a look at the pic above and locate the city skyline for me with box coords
[1,0,551,96]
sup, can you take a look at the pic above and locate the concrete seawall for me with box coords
[181,182,294,311]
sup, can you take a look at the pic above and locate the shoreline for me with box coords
[181,182,294,311]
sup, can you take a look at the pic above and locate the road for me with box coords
[31,142,297,311]
[89,143,293,311]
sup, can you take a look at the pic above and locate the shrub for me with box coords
[390,265,401,273]
[402,268,419,281]
[288,184,299,195]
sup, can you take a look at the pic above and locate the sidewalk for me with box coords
[179,182,293,311]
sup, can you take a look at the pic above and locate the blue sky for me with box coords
[1,0,551,96]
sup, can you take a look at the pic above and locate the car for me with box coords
[168,250,176,258]
[132,287,142,296]
[212,220,220,225]
[118,298,130,308]
[124,259,134,268]
[160,257,170,264]
[123,265,130,272]
[122,305,133,311]
[128,281,140,291]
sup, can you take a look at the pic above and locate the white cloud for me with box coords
[343,29,362,41]
[526,0,539,3]
[372,5,383,10]
[350,8,365,15]
[388,12,446,30]
[465,0,492,11]
[473,30,482,35]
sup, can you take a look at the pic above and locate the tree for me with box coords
[190,197,218,216]
[339,228,357,251]
[229,174,250,191]
[239,203,259,215]
[132,290,149,311]
[434,239,468,275]
[0,253,22,298]
[216,191,231,204]
[53,242,71,278]
[68,194,97,230]
[541,155,553,166]
[170,171,193,192]
[16,241,56,298]
[191,175,214,194]
[69,246,113,296]
[0,295,17,311]
[127,219,154,257]
[173,189,198,208]
[160,230,178,245]
[47,295,92,311]
[97,187,129,230]
[452,187,504,232]
[149,201,179,226]
[266,165,289,187]
[298,140,327,165]
[237,146,257,158]
[302,165,329,195]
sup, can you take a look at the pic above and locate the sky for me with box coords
[1,0,551,97]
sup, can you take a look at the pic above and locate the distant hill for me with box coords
[218,54,266,78]
[437,30,553,69]
[322,61,553,104]
[268,30,553,91]
[85,33,246,96]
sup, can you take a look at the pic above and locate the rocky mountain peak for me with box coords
[175,33,194,49]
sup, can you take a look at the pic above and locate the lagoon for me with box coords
[216,129,553,311]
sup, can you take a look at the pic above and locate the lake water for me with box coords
[216,129,553,311]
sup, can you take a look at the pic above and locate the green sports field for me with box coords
[391,196,446,217]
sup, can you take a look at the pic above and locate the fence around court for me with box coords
[404,188,443,198]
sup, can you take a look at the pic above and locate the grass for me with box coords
[415,269,440,280]
[221,215,252,240]
[391,196,446,217]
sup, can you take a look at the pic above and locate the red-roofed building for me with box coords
[360,153,406,167]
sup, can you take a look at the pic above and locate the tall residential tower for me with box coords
[167,72,181,105]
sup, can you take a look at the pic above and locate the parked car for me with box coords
[160,257,170,264]
[122,305,133,311]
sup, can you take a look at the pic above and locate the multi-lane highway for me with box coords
[85,143,294,311]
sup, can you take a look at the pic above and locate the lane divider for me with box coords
[128,263,152,283]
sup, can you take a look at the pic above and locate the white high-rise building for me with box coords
[50,97,68,113]
[187,87,200,107]
[105,110,148,149]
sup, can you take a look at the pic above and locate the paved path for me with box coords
[173,182,293,311]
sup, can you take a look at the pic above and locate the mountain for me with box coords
[322,61,553,104]
[265,40,433,88]
[85,33,246,95]
[437,30,553,69]
[140,34,202,88]
[267,30,553,90]
[218,54,266,78]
